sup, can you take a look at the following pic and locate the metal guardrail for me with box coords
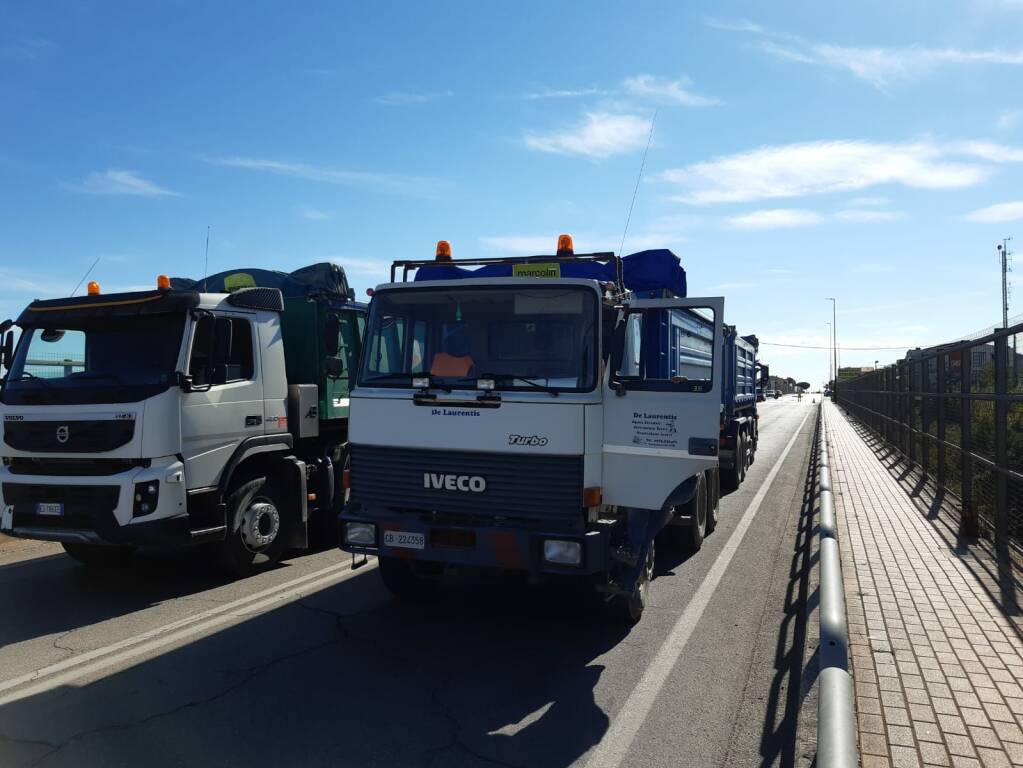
[817,404,858,768]
[835,321,1023,560]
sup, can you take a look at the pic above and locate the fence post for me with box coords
[921,359,930,478]
[961,348,976,536]
[937,354,946,490]
[994,331,1009,565]
[898,363,907,457]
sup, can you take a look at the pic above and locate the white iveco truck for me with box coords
[340,237,725,622]
[0,265,366,574]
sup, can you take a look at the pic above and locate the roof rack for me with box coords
[390,251,620,283]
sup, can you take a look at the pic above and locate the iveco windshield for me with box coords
[361,285,599,392]
[2,314,186,405]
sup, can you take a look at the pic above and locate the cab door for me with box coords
[602,297,724,510]
[180,311,265,489]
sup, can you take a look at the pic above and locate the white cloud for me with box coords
[964,200,1023,222]
[998,110,1022,130]
[331,257,393,276]
[1,35,55,61]
[705,18,765,34]
[299,206,332,221]
[660,139,1023,205]
[847,196,890,207]
[623,75,719,107]
[726,209,824,229]
[524,87,605,100]
[758,41,814,64]
[756,40,1023,90]
[716,282,754,289]
[65,169,180,197]
[210,157,446,196]
[834,209,906,222]
[373,90,452,106]
[524,113,652,159]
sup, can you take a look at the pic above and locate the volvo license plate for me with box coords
[383,531,425,550]
[36,502,64,516]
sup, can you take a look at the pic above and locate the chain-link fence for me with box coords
[23,351,85,378]
[836,321,1023,559]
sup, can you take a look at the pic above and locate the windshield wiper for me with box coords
[7,372,49,386]
[480,373,559,397]
[68,372,124,383]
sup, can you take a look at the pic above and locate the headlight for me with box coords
[543,539,582,566]
[133,480,159,517]
[344,522,377,546]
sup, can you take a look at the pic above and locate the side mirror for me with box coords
[40,328,65,343]
[324,314,341,356]
[1,330,13,372]
[324,356,345,380]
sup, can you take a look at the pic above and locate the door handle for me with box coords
[245,415,262,427]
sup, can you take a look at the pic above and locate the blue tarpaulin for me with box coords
[413,249,686,298]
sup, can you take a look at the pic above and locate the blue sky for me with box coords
[2,0,1022,385]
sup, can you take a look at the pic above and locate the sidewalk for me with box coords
[825,401,1023,768]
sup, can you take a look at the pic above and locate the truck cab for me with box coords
[340,238,724,622]
[0,265,366,574]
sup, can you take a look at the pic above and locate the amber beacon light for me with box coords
[556,234,574,256]
[436,240,452,262]
[87,281,101,296]
[157,274,171,290]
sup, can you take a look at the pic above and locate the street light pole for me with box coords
[825,321,832,384]
[826,297,837,384]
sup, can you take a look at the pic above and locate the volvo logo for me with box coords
[423,473,486,493]
[55,425,70,444]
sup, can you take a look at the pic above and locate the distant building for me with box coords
[838,366,874,381]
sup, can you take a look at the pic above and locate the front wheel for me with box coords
[219,476,288,577]
[607,540,654,624]
[686,473,708,551]
[62,542,134,567]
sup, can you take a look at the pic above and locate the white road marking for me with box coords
[0,558,375,706]
[584,406,814,768]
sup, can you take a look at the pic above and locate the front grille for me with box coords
[350,445,583,523]
[6,457,149,476]
[2,482,120,532]
[3,419,135,453]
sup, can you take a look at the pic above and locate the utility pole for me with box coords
[826,297,837,384]
[998,238,1012,329]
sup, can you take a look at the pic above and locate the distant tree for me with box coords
[797,381,810,391]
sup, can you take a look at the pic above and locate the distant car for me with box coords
[765,389,778,399]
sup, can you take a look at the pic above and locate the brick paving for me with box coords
[825,401,1023,768]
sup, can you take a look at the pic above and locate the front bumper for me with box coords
[339,507,609,576]
[0,457,190,547]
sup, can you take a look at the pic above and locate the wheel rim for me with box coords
[240,497,280,552]
[635,542,655,608]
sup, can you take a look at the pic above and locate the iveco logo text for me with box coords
[508,434,549,447]
[423,473,486,493]
[55,425,70,444]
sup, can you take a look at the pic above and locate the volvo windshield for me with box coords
[2,314,186,405]
[360,285,599,393]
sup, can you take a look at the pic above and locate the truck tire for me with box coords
[685,473,708,551]
[219,475,288,577]
[378,556,439,602]
[62,542,134,567]
[607,540,654,624]
[705,470,720,534]
[725,432,748,489]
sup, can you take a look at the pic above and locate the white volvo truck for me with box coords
[340,237,724,622]
[0,264,366,574]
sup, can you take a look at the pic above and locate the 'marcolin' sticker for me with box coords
[512,263,561,278]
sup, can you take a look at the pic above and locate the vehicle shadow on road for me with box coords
[0,565,630,768]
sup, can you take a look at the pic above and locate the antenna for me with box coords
[202,225,211,292]
[616,109,658,282]
[70,257,101,297]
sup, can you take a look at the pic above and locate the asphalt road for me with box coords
[0,395,821,768]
